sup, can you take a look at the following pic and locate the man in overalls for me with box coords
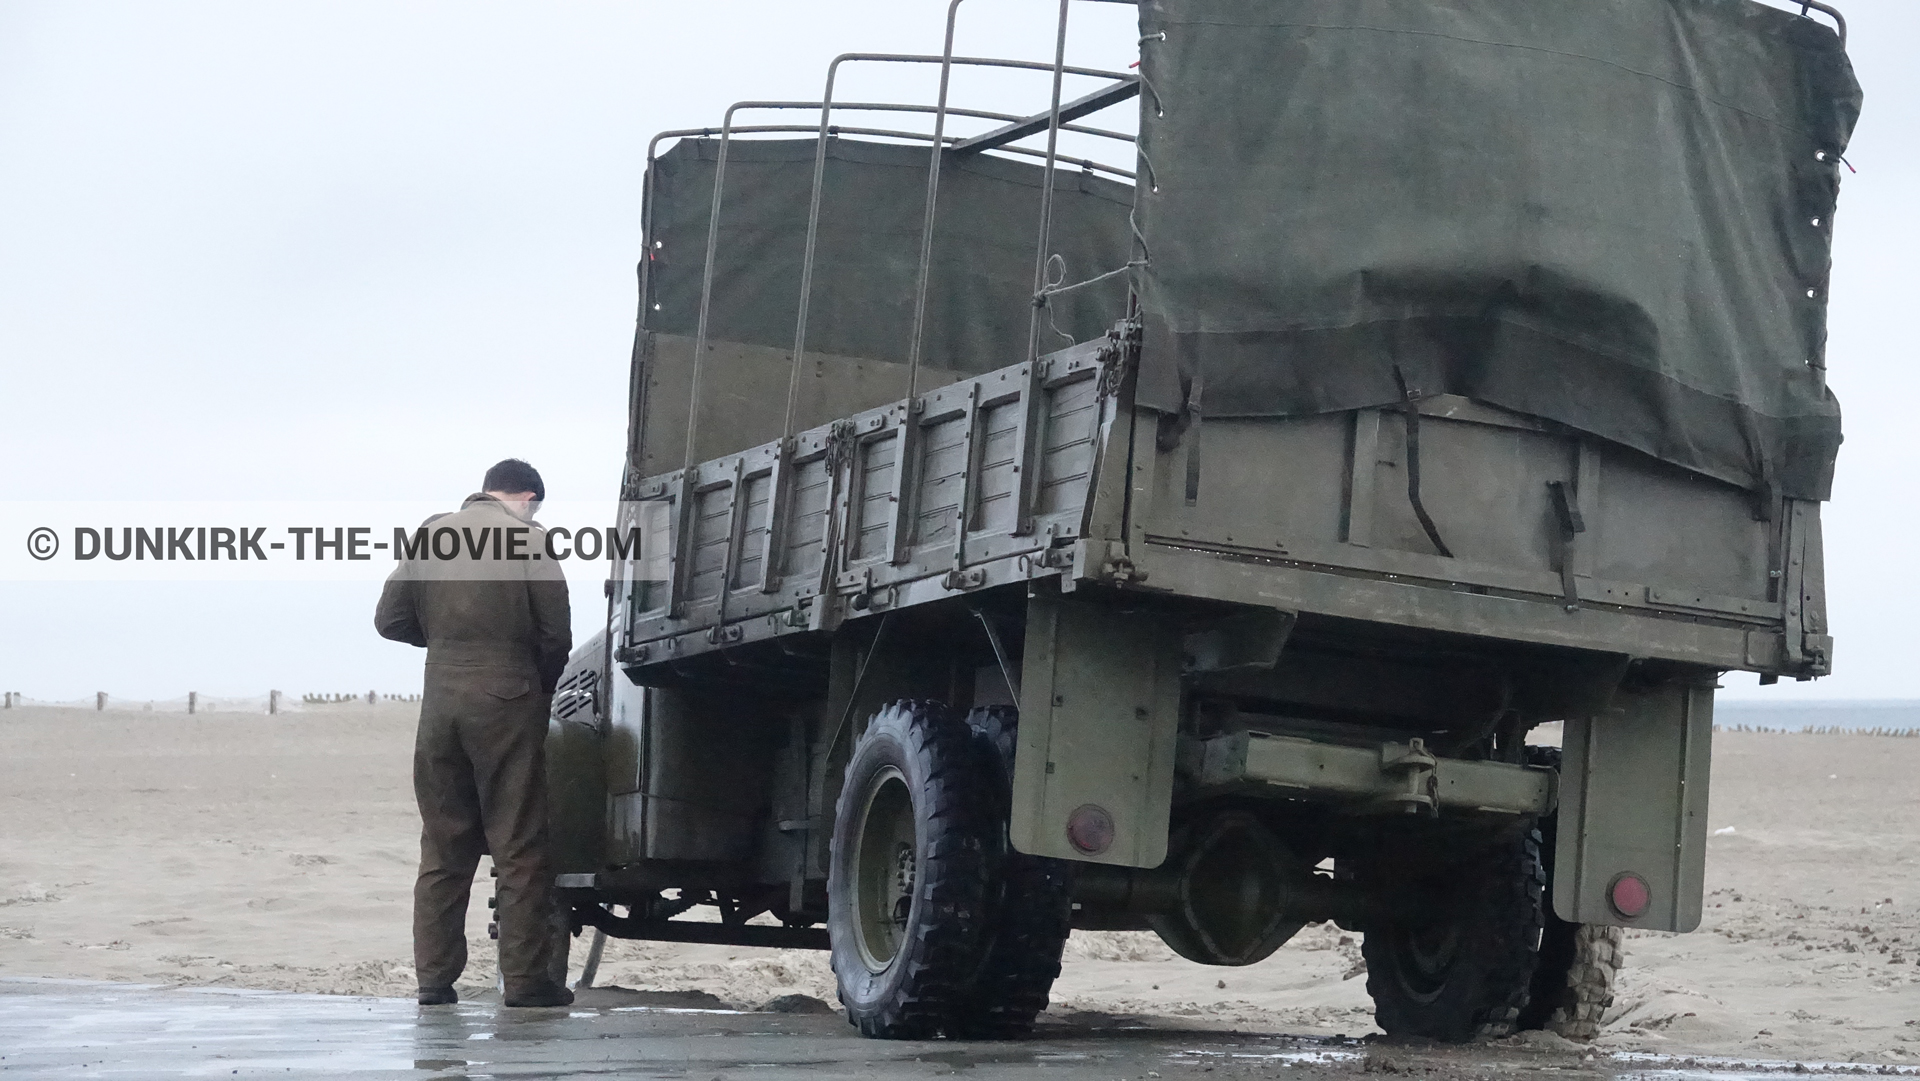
[376,458,573,1006]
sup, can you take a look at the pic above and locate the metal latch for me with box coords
[943,566,987,591]
[834,568,870,596]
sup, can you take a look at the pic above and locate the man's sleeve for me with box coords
[374,563,427,647]
[528,541,572,694]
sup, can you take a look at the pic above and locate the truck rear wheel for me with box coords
[947,706,1075,1039]
[1359,827,1545,1042]
[1520,920,1622,1041]
[828,699,996,1039]
[1518,748,1621,1042]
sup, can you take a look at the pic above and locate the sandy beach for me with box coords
[1,703,1915,1061]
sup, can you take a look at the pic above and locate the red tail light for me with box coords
[1608,872,1651,918]
[1066,804,1115,855]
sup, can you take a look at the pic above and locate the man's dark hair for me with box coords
[482,459,545,503]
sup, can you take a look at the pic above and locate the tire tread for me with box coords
[945,706,1075,1039]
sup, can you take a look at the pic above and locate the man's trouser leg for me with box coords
[458,671,556,992]
[413,672,488,990]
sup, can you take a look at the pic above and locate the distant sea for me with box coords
[1714,700,1920,732]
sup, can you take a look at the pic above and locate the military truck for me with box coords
[541,0,1858,1043]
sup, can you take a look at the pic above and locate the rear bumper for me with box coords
[1188,730,1554,818]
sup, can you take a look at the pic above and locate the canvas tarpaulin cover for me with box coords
[1133,0,1860,500]
[643,137,1135,376]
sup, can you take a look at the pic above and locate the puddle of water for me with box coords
[607,1006,750,1015]
[176,1055,421,1078]
[11,980,1913,1081]
[1173,1047,1366,1066]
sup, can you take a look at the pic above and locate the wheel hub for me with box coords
[850,765,917,972]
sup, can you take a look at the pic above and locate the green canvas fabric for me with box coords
[1133,0,1860,500]
[644,137,1135,376]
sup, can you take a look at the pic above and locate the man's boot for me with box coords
[502,981,574,1008]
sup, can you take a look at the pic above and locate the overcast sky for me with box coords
[1,1,1912,703]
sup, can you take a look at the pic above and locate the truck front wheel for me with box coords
[828,699,996,1038]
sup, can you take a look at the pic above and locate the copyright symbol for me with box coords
[27,527,58,561]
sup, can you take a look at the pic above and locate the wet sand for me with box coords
[0,704,1915,1061]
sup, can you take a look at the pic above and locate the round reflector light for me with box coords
[1608,872,1651,918]
[1066,804,1115,855]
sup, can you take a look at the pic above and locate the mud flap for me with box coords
[545,714,608,877]
[1010,591,1181,868]
[1554,680,1713,932]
